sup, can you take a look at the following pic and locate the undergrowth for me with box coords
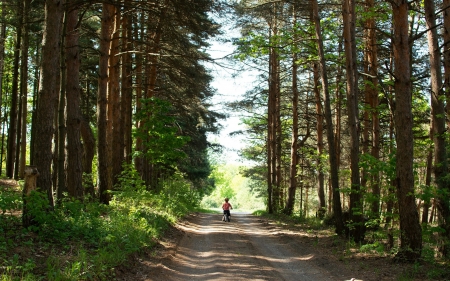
[0,168,199,281]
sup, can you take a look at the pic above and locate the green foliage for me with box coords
[0,168,199,280]
[360,241,384,254]
[134,97,190,168]
[201,163,265,211]
[0,186,22,215]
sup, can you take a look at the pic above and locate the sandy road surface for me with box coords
[141,213,357,281]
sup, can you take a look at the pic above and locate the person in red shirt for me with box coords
[222,198,233,222]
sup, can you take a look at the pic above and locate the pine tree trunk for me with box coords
[122,3,133,164]
[363,0,380,217]
[369,35,380,219]
[343,0,364,242]
[6,2,22,178]
[97,2,115,204]
[311,0,344,234]
[18,0,30,179]
[443,0,450,128]
[422,140,432,224]
[29,42,40,166]
[108,8,122,188]
[81,119,95,198]
[313,63,326,219]
[65,2,83,199]
[56,15,66,203]
[34,0,65,206]
[285,12,299,214]
[424,0,450,257]
[134,24,144,175]
[391,0,422,260]
[0,0,5,122]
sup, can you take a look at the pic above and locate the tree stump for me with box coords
[22,166,40,228]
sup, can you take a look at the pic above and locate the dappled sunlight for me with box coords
[156,213,341,280]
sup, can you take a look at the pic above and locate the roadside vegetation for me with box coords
[0,167,202,281]
[254,211,450,280]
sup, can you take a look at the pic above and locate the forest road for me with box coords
[126,212,362,281]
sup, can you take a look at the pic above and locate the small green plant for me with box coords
[360,241,385,254]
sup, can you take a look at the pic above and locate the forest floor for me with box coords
[115,212,449,281]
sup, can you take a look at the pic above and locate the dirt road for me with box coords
[123,212,361,281]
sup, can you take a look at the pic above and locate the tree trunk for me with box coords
[0,0,5,124]
[422,140,432,224]
[29,41,40,166]
[56,15,66,203]
[424,0,450,256]
[134,21,143,175]
[34,0,65,206]
[122,3,133,164]
[334,38,343,193]
[108,7,122,188]
[269,46,278,213]
[343,0,364,242]
[444,0,450,131]
[22,166,39,228]
[81,119,95,198]
[19,0,31,179]
[65,1,83,199]
[364,0,380,217]
[311,0,344,234]
[313,62,326,219]
[6,2,22,178]
[97,2,115,204]
[391,0,422,261]
[284,24,299,215]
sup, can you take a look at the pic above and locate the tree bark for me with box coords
[65,1,83,199]
[56,14,66,203]
[313,62,326,219]
[108,7,122,188]
[443,0,450,129]
[134,17,144,175]
[363,0,380,217]
[34,0,65,206]
[343,0,364,242]
[122,3,133,164]
[6,1,22,178]
[285,6,299,215]
[391,0,422,261]
[0,0,5,123]
[18,0,30,179]
[312,0,344,234]
[81,119,95,198]
[22,166,39,228]
[97,2,115,204]
[424,0,450,256]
